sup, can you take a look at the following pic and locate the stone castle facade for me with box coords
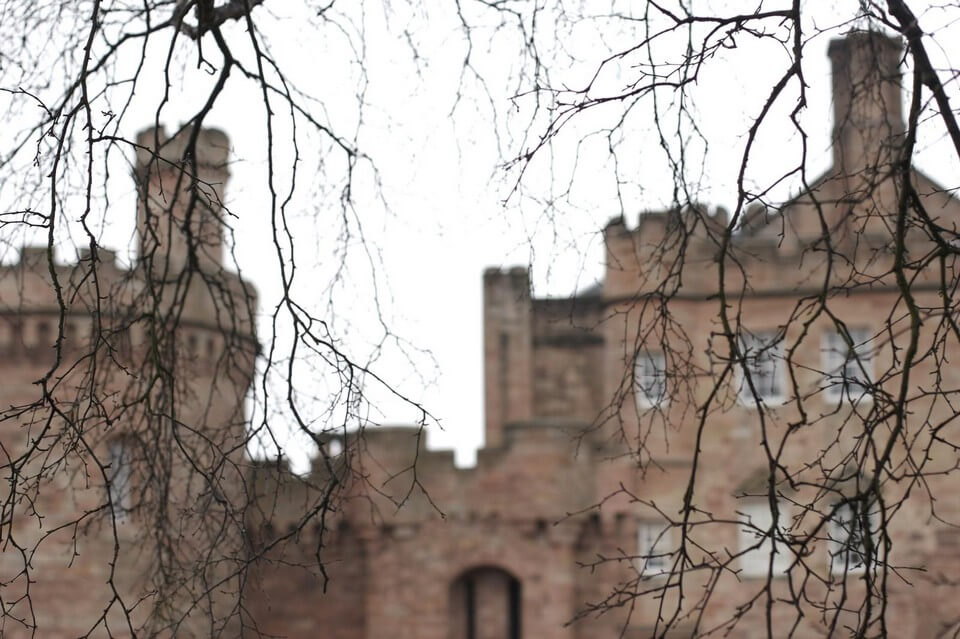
[2,30,960,638]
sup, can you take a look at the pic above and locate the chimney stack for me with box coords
[135,126,230,275]
[828,31,904,178]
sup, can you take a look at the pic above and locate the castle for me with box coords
[245,31,960,638]
[2,30,960,638]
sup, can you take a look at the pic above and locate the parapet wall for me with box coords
[601,186,960,304]
[250,415,621,535]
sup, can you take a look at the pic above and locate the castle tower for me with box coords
[0,127,257,637]
[135,126,230,276]
[483,267,534,448]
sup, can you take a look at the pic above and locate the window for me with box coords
[738,331,784,404]
[822,328,874,402]
[828,501,880,576]
[107,439,133,521]
[635,351,666,408]
[637,522,670,576]
[738,499,792,577]
[29,320,51,349]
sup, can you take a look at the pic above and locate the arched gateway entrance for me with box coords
[449,566,522,639]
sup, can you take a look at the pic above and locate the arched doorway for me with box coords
[449,566,522,639]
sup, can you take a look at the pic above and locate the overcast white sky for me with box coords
[5,1,960,469]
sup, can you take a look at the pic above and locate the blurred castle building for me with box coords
[2,29,960,639]
[0,127,257,636]
[246,31,960,638]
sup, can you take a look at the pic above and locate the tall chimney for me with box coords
[135,126,230,275]
[828,31,904,179]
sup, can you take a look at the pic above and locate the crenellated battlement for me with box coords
[250,416,619,535]
[135,126,231,178]
[602,205,744,299]
[601,180,960,302]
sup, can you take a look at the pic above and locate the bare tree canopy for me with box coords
[3,0,960,637]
